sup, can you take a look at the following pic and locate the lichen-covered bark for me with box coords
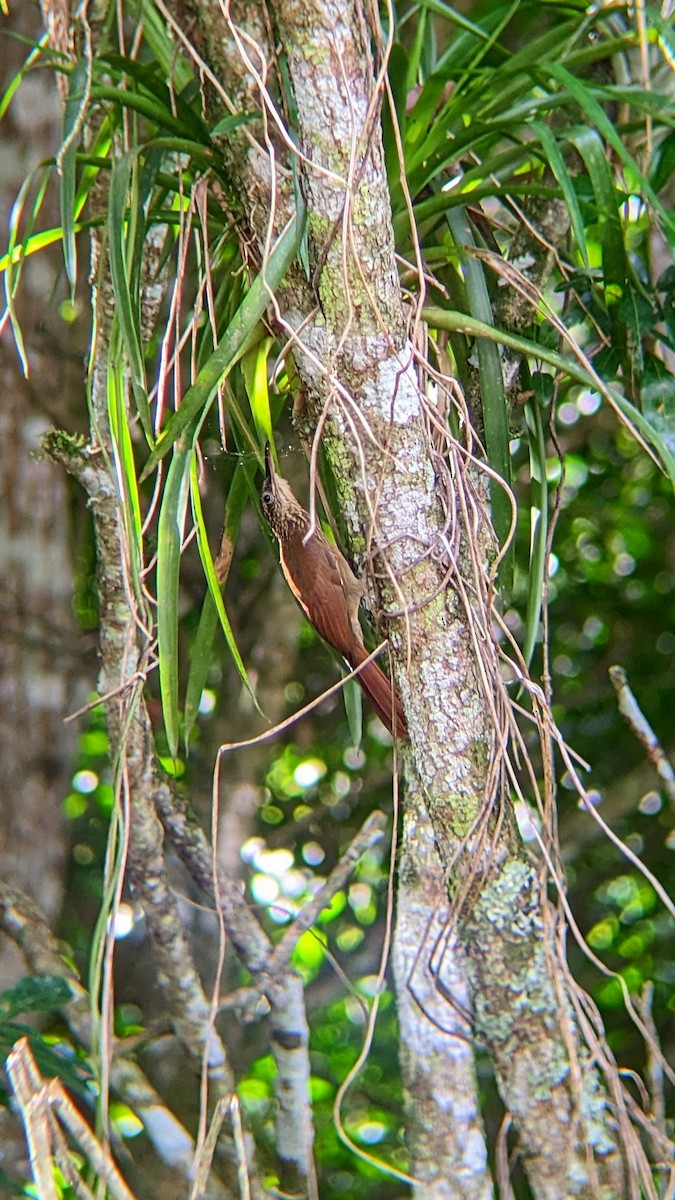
[394,790,493,1200]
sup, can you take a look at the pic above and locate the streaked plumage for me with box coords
[261,444,407,738]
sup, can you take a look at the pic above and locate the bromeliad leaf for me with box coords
[242,337,274,448]
[108,152,153,442]
[189,456,261,719]
[445,208,512,582]
[184,463,251,747]
[522,392,548,672]
[423,308,675,489]
[59,58,89,298]
[566,126,627,354]
[157,440,192,759]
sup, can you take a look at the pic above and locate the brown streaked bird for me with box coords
[261,444,407,739]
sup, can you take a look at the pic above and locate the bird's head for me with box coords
[261,443,305,536]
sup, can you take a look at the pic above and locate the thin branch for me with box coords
[609,665,675,803]
[0,882,225,1192]
[6,1039,137,1200]
[269,810,387,973]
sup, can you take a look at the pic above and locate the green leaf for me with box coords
[122,2,194,95]
[92,83,212,147]
[416,0,493,43]
[0,33,46,122]
[189,457,260,717]
[97,54,206,145]
[522,391,548,671]
[422,307,675,489]
[74,116,113,216]
[59,58,89,298]
[108,152,153,441]
[157,440,193,759]
[547,63,674,238]
[650,127,675,196]
[642,376,675,458]
[211,111,260,137]
[532,119,589,268]
[343,676,363,748]
[107,354,143,587]
[1,168,51,375]
[405,9,428,94]
[0,1027,90,1097]
[0,975,73,1021]
[0,223,82,275]
[184,465,250,745]
[566,126,626,345]
[184,593,219,750]
[407,15,574,190]
[242,337,274,447]
[445,208,512,582]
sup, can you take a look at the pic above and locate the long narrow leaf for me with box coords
[106,349,143,587]
[122,2,194,96]
[242,337,274,447]
[75,118,114,215]
[422,307,675,487]
[2,169,51,374]
[343,677,363,749]
[410,19,578,178]
[91,85,213,147]
[399,143,546,237]
[184,464,251,745]
[99,54,203,137]
[184,460,258,748]
[59,59,89,297]
[0,33,47,121]
[189,456,257,686]
[0,224,83,275]
[532,120,589,269]
[108,152,152,441]
[445,209,512,570]
[415,0,491,41]
[567,126,626,347]
[184,594,220,750]
[157,441,192,758]
[546,63,675,237]
[405,10,428,93]
[522,394,548,671]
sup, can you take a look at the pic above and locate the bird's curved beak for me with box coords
[264,441,275,485]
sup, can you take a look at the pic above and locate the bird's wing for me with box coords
[279,528,363,660]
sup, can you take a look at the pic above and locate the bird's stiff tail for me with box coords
[350,651,407,740]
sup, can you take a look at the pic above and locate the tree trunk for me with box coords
[178,2,625,1194]
[0,4,89,1179]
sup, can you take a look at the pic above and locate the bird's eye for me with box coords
[262,487,273,507]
